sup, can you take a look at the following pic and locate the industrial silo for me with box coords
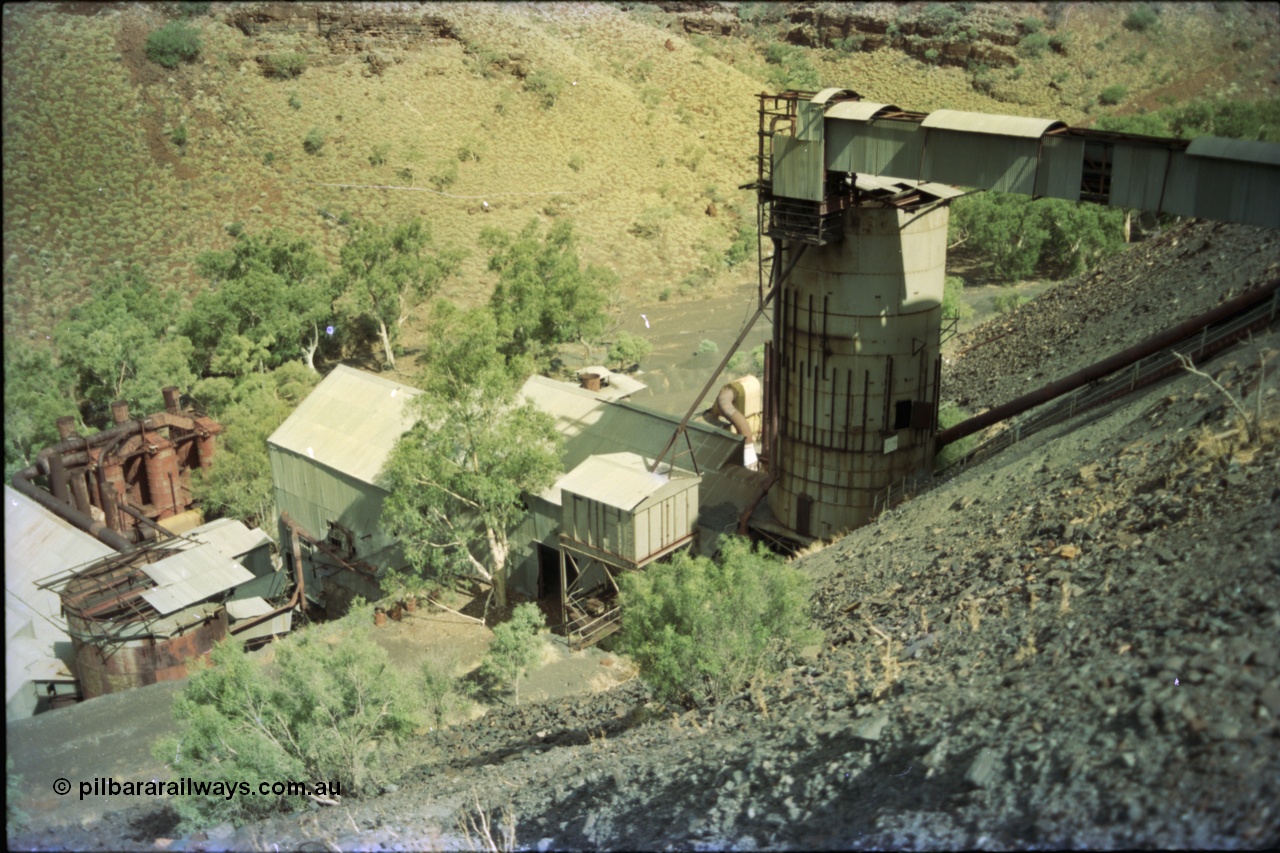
[768,201,948,539]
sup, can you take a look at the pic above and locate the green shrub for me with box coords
[638,86,663,108]
[1123,4,1159,32]
[750,343,766,374]
[224,221,244,238]
[833,34,865,52]
[1099,84,1128,106]
[525,68,566,109]
[924,48,941,64]
[1049,33,1070,52]
[993,289,1029,314]
[1019,32,1051,57]
[270,52,307,79]
[921,3,961,30]
[396,166,414,184]
[763,42,820,90]
[568,153,584,172]
[302,126,326,154]
[478,603,545,705]
[1021,16,1043,33]
[430,159,459,192]
[618,536,820,707]
[178,1,211,16]
[145,20,202,68]
[678,143,705,173]
[726,217,757,268]
[942,275,973,321]
[457,138,483,163]
[934,403,976,468]
[629,205,671,239]
[369,142,390,167]
[696,338,718,357]
[421,658,472,730]
[288,90,302,110]
[152,615,423,830]
[607,331,652,370]
[170,124,188,147]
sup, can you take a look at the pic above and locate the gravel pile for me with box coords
[945,220,1280,412]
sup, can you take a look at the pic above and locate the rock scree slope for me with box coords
[8,221,1280,850]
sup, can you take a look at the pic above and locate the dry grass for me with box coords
[4,2,1273,343]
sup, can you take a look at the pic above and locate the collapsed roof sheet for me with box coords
[139,543,254,616]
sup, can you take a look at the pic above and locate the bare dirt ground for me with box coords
[8,220,1280,852]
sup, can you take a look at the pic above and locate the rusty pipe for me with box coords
[280,511,309,615]
[56,416,78,440]
[10,465,134,552]
[229,528,307,637]
[937,279,1280,448]
[715,385,754,446]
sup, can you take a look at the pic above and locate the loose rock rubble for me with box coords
[946,220,1280,412]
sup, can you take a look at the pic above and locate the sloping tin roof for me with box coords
[825,101,899,122]
[182,517,271,559]
[268,364,422,487]
[921,109,1064,138]
[521,375,742,474]
[139,542,254,616]
[555,452,698,511]
[4,485,116,649]
[1185,135,1280,167]
[577,367,648,401]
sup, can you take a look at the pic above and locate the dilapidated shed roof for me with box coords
[521,375,743,473]
[267,364,422,488]
[553,452,697,512]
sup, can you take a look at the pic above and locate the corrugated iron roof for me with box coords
[139,543,254,616]
[182,517,271,560]
[825,101,899,122]
[577,367,648,402]
[521,376,743,474]
[4,484,116,652]
[268,364,422,487]
[810,88,859,105]
[921,109,1064,139]
[1186,135,1280,167]
[554,452,697,511]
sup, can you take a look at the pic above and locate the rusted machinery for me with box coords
[10,387,222,550]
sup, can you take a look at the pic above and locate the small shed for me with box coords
[555,452,698,647]
[558,452,699,570]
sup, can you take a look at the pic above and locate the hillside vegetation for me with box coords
[5,2,1277,340]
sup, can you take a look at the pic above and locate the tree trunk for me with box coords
[486,526,508,609]
[304,322,319,373]
[378,319,395,369]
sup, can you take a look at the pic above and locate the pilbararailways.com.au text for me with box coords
[58,777,341,802]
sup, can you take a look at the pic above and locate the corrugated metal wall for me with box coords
[920,130,1040,194]
[1034,135,1084,200]
[1110,142,1170,210]
[773,136,825,201]
[826,119,924,181]
[561,483,697,567]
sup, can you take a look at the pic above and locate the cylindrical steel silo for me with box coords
[768,201,948,538]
